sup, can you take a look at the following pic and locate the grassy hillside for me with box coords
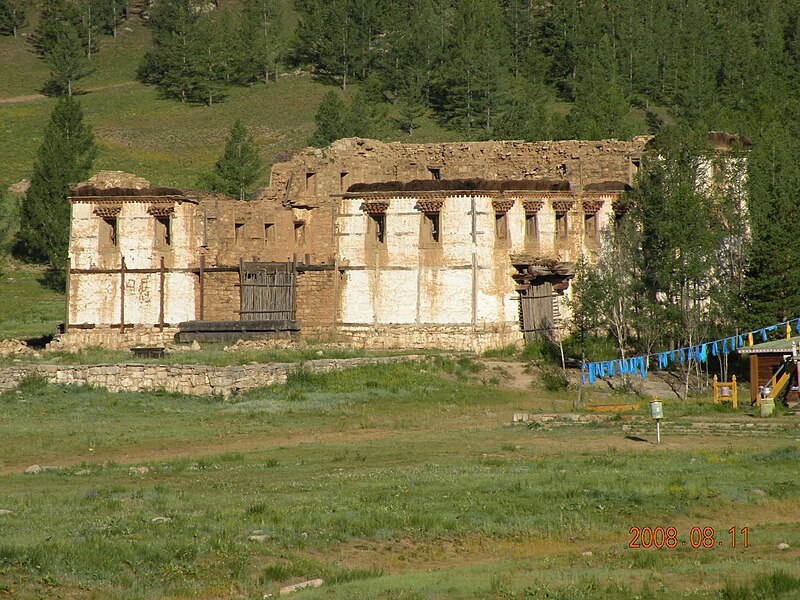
[0,17,460,192]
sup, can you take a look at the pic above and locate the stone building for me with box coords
[54,136,650,352]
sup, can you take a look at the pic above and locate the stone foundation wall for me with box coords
[47,327,180,352]
[0,356,422,398]
[336,323,523,352]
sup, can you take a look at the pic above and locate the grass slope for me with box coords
[0,264,64,340]
[1,361,799,598]
[0,19,461,192]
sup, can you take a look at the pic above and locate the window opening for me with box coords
[556,213,568,238]
[584,213,597,239]
[423,212,440,243]
[155,216,171,246]
[235,222,245,245]
[100,217,117,248]
[264,222,275,243]
[369,213,386,244]
[495,212,508,240]
[428,167,441,180]
[294,221,306,244]
[525,213,538,241]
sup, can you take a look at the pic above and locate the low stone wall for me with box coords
[0,356,422,398]
[336,323,523,353]
[46,327,180,353]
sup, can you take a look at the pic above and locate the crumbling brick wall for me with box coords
[295,269,338,336]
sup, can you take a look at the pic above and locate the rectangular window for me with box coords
[368,213,386,244]
[294,221,306,244]
[423,212,440,243]
[99,217,117,248]
[340,171,350,192]
[305,172,316,192]
[556,213,568,238]
[264,222,275,244]
[428,167,441,180]
[235,222,245,245]
[525,213,538,241]
[495,212,508,240]
[155,216,171,246]
[584,213,597,239]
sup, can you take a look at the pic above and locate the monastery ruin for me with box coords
[56,136,653,352]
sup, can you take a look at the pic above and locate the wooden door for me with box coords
[239,262,296,323]
[520,282,556,342]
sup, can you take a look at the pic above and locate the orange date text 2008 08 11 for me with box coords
[628,526,749,549]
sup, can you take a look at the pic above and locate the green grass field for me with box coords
[0,264,64,340]
[1,361,799,599]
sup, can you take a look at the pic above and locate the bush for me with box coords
[521,338,561,363]
[539,365,569,391]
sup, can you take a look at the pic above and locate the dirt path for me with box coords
[0,81,138,104]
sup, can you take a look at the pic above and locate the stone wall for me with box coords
[295,269,338,331]
[268,138,650,208]
[47,327,180,352]
[202,271,240,321]
[0,356,422,398]
[336,324,523,353]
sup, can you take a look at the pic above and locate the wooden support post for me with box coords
[712,374,719,404]
[732,375,737,409]
[120,256,126,334]
[198,254,205,321]
[750,355,759,404]
[159,256,165,331]
[239,257,244,321]
[291,254,298,322]
[64,258,71,333]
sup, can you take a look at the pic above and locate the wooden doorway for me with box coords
[519,282,558,343]
[239,261,296,324]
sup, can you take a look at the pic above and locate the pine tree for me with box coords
[309,91,348,146]
[742,104,800,325]
[17,96,96,281]
[43,22,93,96]
[237,0,286,84]
[138,0,202,102]
[214,120,263,201]
[568,34,632,139]
[0,0,26,37]
[434,0,511,133]
[31,0,95,59]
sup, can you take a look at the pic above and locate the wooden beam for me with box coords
[159,256,165,331]
[120,256,126,334]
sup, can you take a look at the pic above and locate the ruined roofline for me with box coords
[70,185,189,197]
[307,135,655,156]
[345,178,571,194]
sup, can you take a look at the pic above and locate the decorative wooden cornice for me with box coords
[500,191,574,202]
[552,199,576,214]
[582,199,605,214]
[360,201,389,214]
[93,205,121,218]
[414,199,444,213]
[147,205,175,218]
[522,200,544,214]
[492,199,515,213]
[71,196,195,204]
